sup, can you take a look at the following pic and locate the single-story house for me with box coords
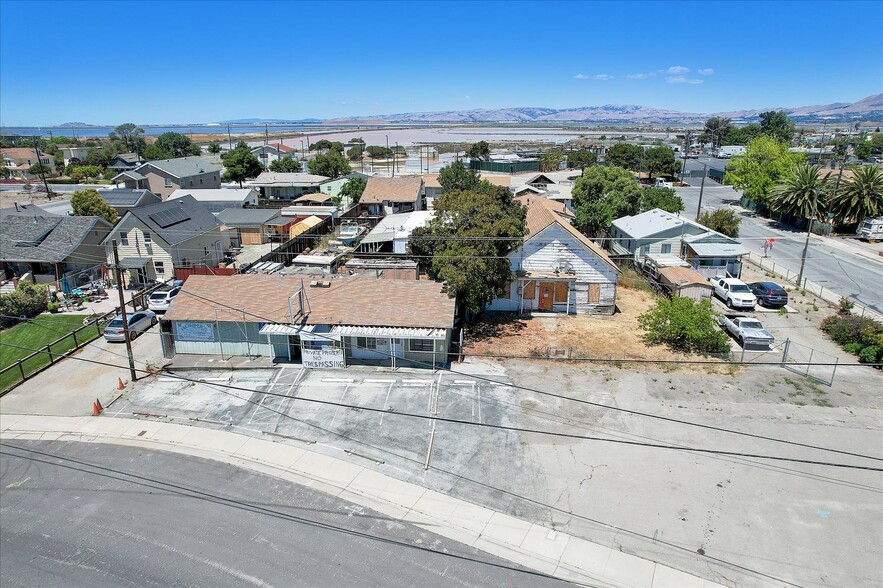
[1,215,112,287]
[249,172,329,201]
[0,203,57,221]
[319,172,369,207]
[163,274,456,368]
[356,210,433,255]
[107,153,145,173]
[360,176,424,217]
[102,194,228,286]
[96,189,162,216]
[292,192,335,206]
[168,188,259,212]
[216,208,294,246]
[656,265,714,302]
[59,146,90,167]
[487,196,620,315]
[610,208,748,278]
[113,157,222,200]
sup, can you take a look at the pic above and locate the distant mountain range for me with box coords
[325,93,883,125]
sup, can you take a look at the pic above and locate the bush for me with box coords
[637,296,731,354]
[838,297,854,315]
[843,342,864,354]
[0,282,48,328]
[820,314,883,346]
[859,346,880,364]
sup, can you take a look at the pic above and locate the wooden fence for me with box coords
[238,216,334,271]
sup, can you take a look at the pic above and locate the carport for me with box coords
[332,325,449,368]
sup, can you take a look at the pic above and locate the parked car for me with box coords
[147,286,181,312]
[718,314,774,347]
[103,310,157,342]
[749,281,789,307]
[711,275,757,309]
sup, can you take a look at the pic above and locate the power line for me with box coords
[1,341,879,472]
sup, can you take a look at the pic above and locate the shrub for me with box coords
[859,346,880,364]
[820,314,883,346]
[0,281,48,328]
[843,342,864,354]
[837,297,854,315]
[637,296,730,354]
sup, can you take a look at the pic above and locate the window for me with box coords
[199,178,203,184]
[409,339,435,353]
[522,280,536,299]
[154,261,165,275]
[164,178,173,187]
[587,283,601,304]
[640,245,650,256]
[119,232,129,246]
[355,337,377,350]
[661,243,672,254]
[143,232,152,245]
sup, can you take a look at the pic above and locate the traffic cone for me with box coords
[95,398,103,412]
[92,402,102,416]
[117,378,125,390]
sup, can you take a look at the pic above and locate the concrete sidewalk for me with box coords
[0,414,726,588]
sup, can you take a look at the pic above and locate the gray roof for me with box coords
[119,195,222,246]
[0,204,58,221]
[97,189,161,208]
[612,208,706,239]
[360,211,433,245]
[113,153,142,164]
[113,170,145,181]
[135,157,220,179]
[250,172,329,187]
[0,215,111,263]
[685,242,749,257]
[216,208,280,228]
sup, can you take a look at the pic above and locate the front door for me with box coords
[288,336,301,361]
[539,282,554,311]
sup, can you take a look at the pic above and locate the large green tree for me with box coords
[540,149,564,172]
[308,151,351,178]
[641,187,684,214]
[221,141,264,187]
[829,165,883,224]
[853,140,873,160]
[148,132,201,159]
[437,160,480,193]
[269,156,302,172]
[109,123,145,155]
[605,143,643,170]
[644,146,678,180]
[759,111,795,143]
[724,135,804,207]
[572,165,642,236]
[768,163,830,221]
[638,297,730,354]
[466,141,491,160]
[567,149,597,172]
[409,186,526,316]
[702,117,733,150]
[722,123,762,146]
[697,209,741,238]
[70,189,118,223]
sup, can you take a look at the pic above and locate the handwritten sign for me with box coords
[302,347,346,369]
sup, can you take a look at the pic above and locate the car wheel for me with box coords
[151,317,158,327]
[726,298,732,308]
[738,336,744,347]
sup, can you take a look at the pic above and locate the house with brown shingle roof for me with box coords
[360,176,424,216]
[422,173,510,209]
[487,196,620,315]
[163,274,455,368]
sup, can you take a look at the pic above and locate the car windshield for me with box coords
[731,284,751,293]
[108,319,123,328]
[149,293,167,300]
[742,321,763,329]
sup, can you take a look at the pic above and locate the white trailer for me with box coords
[716,146,746,159]
[856,217,883,242]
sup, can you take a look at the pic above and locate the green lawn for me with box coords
[0,314,106,391]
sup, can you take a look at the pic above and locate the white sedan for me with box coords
[103,310,158,342]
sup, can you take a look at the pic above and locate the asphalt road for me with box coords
[0,441,566,588]
[674,176,883,314]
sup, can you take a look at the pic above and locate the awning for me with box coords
[259,323,317,336]
[119,256,151,269]
[331,325,448,340]
[686,242,749,257]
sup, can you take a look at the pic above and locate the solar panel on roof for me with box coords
[148,207,191,228]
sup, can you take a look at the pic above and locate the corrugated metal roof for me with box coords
[686,242,749,257]
[258,323,317,336]
[331,325,448,339]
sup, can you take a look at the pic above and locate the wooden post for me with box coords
[18,360,25,380]
[72,329,78,348]
[112,244,138,382]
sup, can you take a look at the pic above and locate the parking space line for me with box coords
[364,379,396,384]
[246,369,285,426]
[322,378,355,383]
[329,382,351,429]
[378,382,395,427]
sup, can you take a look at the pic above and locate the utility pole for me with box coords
[695,161,707,221]
[227,124,232,150]
[32,138,52,199]
[112,244,138,382]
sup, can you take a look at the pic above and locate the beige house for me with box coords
[102,195,227,286]
[113,157,221,200]
[249,172,329,201]
[422,173,509,209]
[360,176,424,217]
[1,148,56,178]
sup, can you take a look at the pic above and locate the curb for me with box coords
[0,414,725,588]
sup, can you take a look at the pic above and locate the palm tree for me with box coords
[769,163,830,221]
[829,165,883,224]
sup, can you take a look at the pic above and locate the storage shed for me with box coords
[657,266,714,302]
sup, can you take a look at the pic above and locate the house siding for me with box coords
[142,169,221,200]
[487,224,618,315]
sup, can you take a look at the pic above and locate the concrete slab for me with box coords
[178,426,250,455]
[145,422,194,444]
[347,468,426,510]
[411,489,462,521]
[7,415,91,432]
[290,451,365,488]
[520,523,570,562]
[79,416,145,436]
[336,488,412,521]
[448,501,496,535]
[472,536,558,576]
[558,536,612,578]
[119,419,171,439]
[481,511,534,547]
[604,549,656,588]
[651,564,714,588]
[0,413,25,431]
[232,437,306,469]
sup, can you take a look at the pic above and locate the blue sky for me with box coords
[1,0,881,125]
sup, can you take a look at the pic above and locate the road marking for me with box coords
[364,379,396,383]
[328,383,350,429]
[379,382,395,426]
[452,380,475,385]
[246,370,284,426]
[321,378,355,383]
[5,476,30,489]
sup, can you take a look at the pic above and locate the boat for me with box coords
[337,221,366,245]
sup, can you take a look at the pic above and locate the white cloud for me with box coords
[625,72,656,80]
[464,95,471,99]
[593,74,614,80]
[574,73,589,79]
[698,68,715,76]
[666,75,703,85]
[661,65,689,75]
